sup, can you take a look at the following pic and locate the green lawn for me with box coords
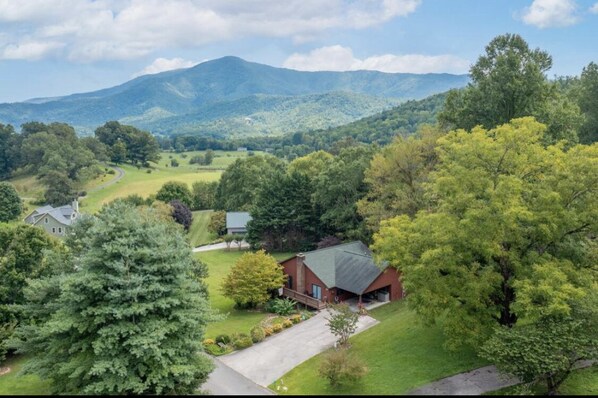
[196,249,293,339]
[0,356,50,395]
[270,300,487,395]
[188,210,215,248]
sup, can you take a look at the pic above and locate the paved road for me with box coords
[408,360,595,395]
[203,357,274,395]
[88,165,125,192]
[193,241,250,253]
[218,310,379,388]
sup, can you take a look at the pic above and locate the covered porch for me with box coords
[282,287,327,310]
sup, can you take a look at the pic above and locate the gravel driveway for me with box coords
[218,310,379,387]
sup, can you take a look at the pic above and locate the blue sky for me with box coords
[0,0,597,103]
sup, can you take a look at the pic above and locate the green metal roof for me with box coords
[303,241,387,295]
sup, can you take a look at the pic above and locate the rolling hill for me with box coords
[0,56,468,136]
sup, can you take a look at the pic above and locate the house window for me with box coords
[45,217,48,224]
[52,227,56,233]
[288,276,293,290]
[312,284,322,300]
[58,227,62,234]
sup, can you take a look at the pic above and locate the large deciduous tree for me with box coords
[577,62,598,144]
[156,181,193,207]
[372,117,598,348]
[357,125,441,233]
[214,155,286,211]
[439,33,581,144]
[13,202,214,394]
[221,250,286,308]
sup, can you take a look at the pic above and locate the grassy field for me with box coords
[8,150,255,214]
[188,210,215,247]
[196,249,293,339]
[269,300,487,395]
[0,356,50,395]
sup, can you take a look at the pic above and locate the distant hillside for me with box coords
[0,56,468,135]
[224,92,448,156]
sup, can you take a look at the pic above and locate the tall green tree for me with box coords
[373,118,598,348]
[577,62,598,143]
[0,182,23,222]
[0,124,17,178]
[247,171,318,251]
[214,155,285,211]
[439,33,581,144]
[358,125,441,233]
[13,202,214,394]
[313,146,375,241]
[95,121,160,165]
[191,181,218,210]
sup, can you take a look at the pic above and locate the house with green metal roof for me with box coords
[226,212,252,234]
[279,241,403,309]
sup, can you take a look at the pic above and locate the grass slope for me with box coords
[188,210,215,247]
[196,249,292,339]
[0,356,50,395]
[270,301,487,395]
[81,150,251,213]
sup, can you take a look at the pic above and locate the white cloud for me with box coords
[521,0,579,28]
[590,2,598,13]
[283,45,470,74]
[0,0,421,62]
[133,57,198,77]
[1,40,64,60]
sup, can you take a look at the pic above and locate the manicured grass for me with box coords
[188,210,215,247]
[0,356,50,395]
[196,249,293,339]
[270,300,487,395]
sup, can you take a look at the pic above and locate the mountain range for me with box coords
[0,56,469,137]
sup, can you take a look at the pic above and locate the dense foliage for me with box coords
[156,181,193,207]
[221,250,286,308]
[214,155,285,211]
[373,117,598,349]
[192,181,218,210]
[95,121,160,165]
[170,199,193,231]
[13,202,214,394]
[0,182,23,222]
[439,34,582,145]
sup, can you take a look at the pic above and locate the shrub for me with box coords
[290,314,302,324]
[232,333,254,349]
[215,334,231,345]
[146,169,152,173]
[107,169,116,175]
[268,297,297,316]
[263,327,273,337]
[170,159,179,167]
[204,344,232,356]
[272,324,283,333]
[283,319,293,328]
[319,349,368,388]
[250,326,266,343]
[202,338,215,346]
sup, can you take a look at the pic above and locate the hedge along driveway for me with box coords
[218,310,379,388]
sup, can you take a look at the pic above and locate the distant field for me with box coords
[188,210,215,247]
[80,150,255,213]
[8,150,255,214]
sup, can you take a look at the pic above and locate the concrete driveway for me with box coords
[218,310,379,387]
[203,357,274,395]
[193,241,250,252]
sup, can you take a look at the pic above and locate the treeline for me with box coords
[0,120,160,206]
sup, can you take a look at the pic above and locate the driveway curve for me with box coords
[88,165,125,192]
[218,310,379,388]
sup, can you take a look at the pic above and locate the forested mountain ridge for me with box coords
[0,56,468,135]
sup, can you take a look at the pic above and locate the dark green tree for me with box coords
[42,171,76,206]
[192,181,218,210]
[156,181,193,207]
[214,155,285,211]
[439,33,581,144]
[247,171,318,251]
[110,140,128,164]
[0,182,23,222]
[577,62,598,143]
[13,202,214,394]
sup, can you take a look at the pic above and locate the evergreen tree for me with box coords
[0,182,23,222]
[13,202,214,394]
